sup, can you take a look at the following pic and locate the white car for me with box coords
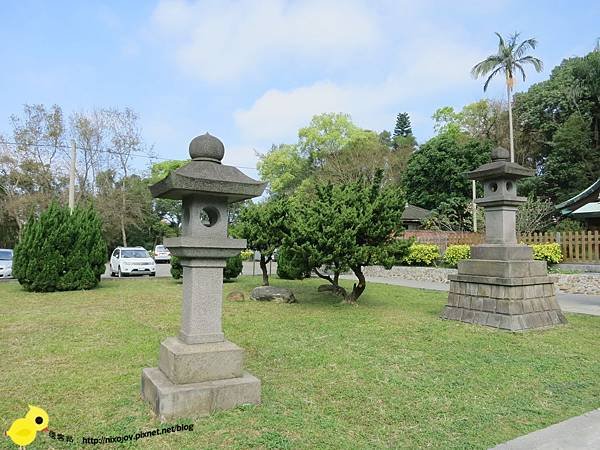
[154,245,171,263]
[0,249,13,279]
[110,247,156,277]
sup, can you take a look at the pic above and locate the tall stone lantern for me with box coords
[142,133,266,420]
[441,147,566,331]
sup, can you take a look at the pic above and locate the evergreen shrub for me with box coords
[13,203,107,292]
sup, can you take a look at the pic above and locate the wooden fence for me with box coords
[518,231,600,263]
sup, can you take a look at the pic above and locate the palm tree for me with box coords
[471,32,543,162]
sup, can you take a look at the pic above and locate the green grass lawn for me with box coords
[1,276,599,449]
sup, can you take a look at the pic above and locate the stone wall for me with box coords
[550,273,600,296]
[362,265,600,296]
[362,265,456,283]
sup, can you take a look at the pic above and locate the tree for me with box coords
[432,100,507,144]
[257,144,310,196]
[403,128,492,230]
[393,112,412,139]
[149,160,187,229]
[13,202,106,292]
[471,32,543,162]
[231,198,289,286]
[516,196,555,233]
[538,113,599,202]
[289,170,409,303]
[298,113,361,168]
[318,130,405,185]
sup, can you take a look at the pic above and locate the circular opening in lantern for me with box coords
[506,181,513,191]
[200,206,220,227]
[490,182,498,192]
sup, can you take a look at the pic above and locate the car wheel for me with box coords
[118,266,124,278]
[150,273,156,277]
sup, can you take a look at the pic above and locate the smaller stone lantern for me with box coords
[141,133,266,420]
[441,147,566,331]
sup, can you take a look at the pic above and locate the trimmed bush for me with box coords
[443,245,471,268]
[224,254,243,280]
[171,254,243,280]
[402,243,440,266]
[531,243,563,265]
[13,202,106,292]
[277,246,311,280]
[170,256,182,280]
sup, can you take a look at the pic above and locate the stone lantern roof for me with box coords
[466,147,534,182]
[150,133,266,202]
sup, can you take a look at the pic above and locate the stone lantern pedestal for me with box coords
[441,147,566,331]
[141,133,266,420]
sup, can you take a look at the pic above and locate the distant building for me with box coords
[401,204,432,230]
[555,178,600,230]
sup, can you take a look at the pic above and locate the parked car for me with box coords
[109,247,156,277]
[153,244,171,263]
[0,249,13,279]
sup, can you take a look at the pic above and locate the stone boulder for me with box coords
[250,286,296,303]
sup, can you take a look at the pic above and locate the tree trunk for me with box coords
[345,266,366,304]
[314,267,346,296]
[120,215,127,247]
[259,255,270,286]
[507,82,515,163]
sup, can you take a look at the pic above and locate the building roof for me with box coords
[572,202,600,218]
[556,178,600,215]
[402,204,432,222]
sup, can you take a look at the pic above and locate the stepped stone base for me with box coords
[441,273,567,331]
[142,336,260,420]
[142,367,260,421]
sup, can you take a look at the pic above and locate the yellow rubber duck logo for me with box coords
[5,405,49,449]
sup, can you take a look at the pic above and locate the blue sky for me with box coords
[1,0,599,175]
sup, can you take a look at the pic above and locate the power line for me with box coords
[0,140,260,172]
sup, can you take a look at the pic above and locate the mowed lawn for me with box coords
[1,276,600,449]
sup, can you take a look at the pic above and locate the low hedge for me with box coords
[443,245,471,268]
[402,243,440,266]
[531,243,563,265]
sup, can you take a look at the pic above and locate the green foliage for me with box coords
[551,218,584,232]
[13,202,107,292]
[298,112,361,167]
[393,112,412,139]
[531,243,563,265]
[257,144,310,196]
[443,245,471,268]
[289,170,406,301]
[171,254,243,280]
[514,49,600,200]
[170,256,182,280]
[276,246,311,280]
[404,129,492,229]
[539,113,599,203]
[401,243,440,266]
[231,198,289,259]
[224,254,243,280]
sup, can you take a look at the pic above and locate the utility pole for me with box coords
[69,140,76,212]
[472,180,477,232]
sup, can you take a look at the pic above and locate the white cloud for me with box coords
[234,37,485,142]
[150,0,381,82]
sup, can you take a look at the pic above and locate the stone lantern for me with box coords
[441,147,566,331]
[142,133,266,420]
